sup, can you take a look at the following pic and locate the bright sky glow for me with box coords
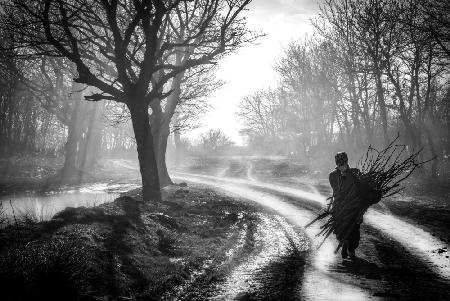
[185,0,320,145]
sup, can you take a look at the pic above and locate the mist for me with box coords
[0,0,449,300]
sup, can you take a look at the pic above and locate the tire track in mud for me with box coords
[165,212,308,301]
[174,173,379,301]
[209,214,308,301]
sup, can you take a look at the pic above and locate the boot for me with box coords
[348,249,356,259]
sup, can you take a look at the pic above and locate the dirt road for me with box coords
[173,168,450,300]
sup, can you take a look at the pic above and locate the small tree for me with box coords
[200,129,234,154]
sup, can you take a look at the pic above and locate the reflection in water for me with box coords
[0,183,139,221]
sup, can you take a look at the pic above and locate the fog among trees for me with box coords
[0,0,449,203]
[238,0,449,179]
[0,0,257,201]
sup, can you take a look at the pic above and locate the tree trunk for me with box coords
[155,121,173,187]
[78,102,104,182]
[149,69,184,187]
[150,108,172,188]
[423,124,438,179]
[129,102,161,202]
[375,71,389,146]
[346,68,363,148]
[60,94,82,184]
[174,128,181,167]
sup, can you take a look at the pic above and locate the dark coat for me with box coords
[328,167,360,201]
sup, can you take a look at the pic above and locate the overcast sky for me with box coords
[185,0,321,145]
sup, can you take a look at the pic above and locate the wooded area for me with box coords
[1,0,449,204]
[238,0,450,180]
[0,0,256,201]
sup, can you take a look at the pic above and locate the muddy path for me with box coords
[4,157,449,299]
[173,168,450,300]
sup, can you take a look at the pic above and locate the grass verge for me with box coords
[0,184,259,300]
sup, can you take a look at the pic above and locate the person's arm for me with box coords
[329,172,338,197]
[323,173,333,213]
[328,172,338,210]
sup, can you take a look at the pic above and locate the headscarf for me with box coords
[335,152,348,166]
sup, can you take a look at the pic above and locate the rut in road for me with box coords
[163,212,308,301]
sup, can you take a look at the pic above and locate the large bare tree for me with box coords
[2,0,253,201]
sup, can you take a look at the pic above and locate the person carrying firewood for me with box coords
[328,152,361,260]
[306,138,429,260]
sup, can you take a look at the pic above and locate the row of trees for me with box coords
[239,0,450,178]
[1,0,256,201]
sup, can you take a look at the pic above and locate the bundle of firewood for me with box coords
[306,137,432,252]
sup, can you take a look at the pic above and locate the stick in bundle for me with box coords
[306,135,434,252]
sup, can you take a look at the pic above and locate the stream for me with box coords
[0,182,140,221]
